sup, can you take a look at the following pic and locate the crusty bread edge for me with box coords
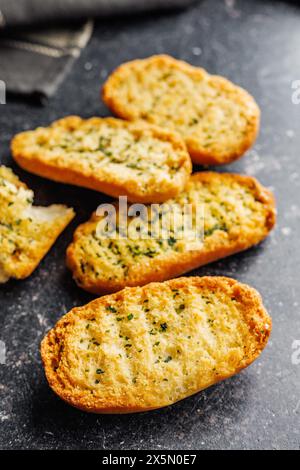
[66,172,276,294]
[40,276,272,414]
[11,116,192,203]
[102,55,260,166]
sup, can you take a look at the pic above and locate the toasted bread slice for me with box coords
[41,276,271,413]
[0,166,74,283]
[102,55,260,165]
[11,116,192,203]
[66,172,276,294]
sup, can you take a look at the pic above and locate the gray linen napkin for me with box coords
[0,0,195,99]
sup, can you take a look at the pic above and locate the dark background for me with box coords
[0,0,299,450]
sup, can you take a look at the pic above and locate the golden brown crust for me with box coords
[102,55,260,166]
[41,276,272,413]
[66,172,276,294]
[11,116,192,203]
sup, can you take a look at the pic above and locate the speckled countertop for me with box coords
[0,0,299,450]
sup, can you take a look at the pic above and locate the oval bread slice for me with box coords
[102,55,260,166]
[41,276,272,413]
[0,166,74,283]
[66,172,276,294]
[11,116,192,203]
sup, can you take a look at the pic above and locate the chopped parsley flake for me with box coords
[106,305,117,313]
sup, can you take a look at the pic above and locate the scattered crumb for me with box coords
[290,172,299,181]
[225,0,241,18]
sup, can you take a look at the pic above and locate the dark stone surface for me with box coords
[0,0,299,450]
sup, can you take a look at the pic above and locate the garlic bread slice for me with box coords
[103,55,260,165]
[0,166,74,282]
[41,276,271,413]
[11,116,192,203]
[67,172,276,294]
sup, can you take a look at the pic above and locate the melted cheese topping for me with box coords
[52,278,270,408]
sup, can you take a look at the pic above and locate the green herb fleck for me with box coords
[204,223,228,237]
[176,304,185,313]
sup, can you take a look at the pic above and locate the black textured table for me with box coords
[0,0,299,450]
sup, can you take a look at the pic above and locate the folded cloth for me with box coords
[0,0,196,99]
